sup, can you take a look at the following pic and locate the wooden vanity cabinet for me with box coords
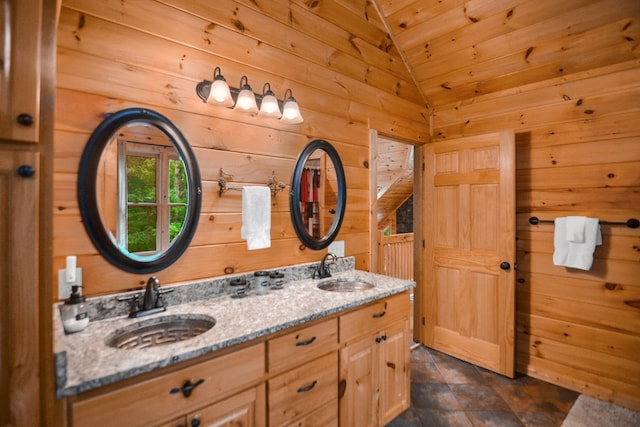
[67,292,411,427]
[70,343,265,427]
[339,292,411,427]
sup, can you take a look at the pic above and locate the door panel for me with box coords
[423,131,515,377]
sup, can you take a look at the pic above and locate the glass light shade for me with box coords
[207,79,234,107]
[259,92,282,118]
[281,98,304,124]
[234,88,259,114]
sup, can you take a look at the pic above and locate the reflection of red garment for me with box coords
[300,168,309,204]
[313,170,320,201]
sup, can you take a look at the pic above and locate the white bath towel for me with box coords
[553,217,602,270]
[241,186,271,250]
[566,216,587,243]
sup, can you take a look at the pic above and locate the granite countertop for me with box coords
[54,268,415,398]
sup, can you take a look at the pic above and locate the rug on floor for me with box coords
[561,395,640,427]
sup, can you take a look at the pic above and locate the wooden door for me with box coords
[422,131,516,377]
[0,151,40,426]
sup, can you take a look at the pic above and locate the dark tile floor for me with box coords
[387,345,580,427]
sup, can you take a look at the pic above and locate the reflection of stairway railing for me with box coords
[378,232,414,280]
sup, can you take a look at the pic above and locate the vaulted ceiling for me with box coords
[367,0,638,225]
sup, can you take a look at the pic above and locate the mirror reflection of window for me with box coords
[96,123,188,256]
[121,142,187,255]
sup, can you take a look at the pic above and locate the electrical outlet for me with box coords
[58,268,82,300]
[328,240,345,257]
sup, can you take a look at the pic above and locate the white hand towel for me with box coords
[553,217,601,270]
[566,216,586,243]
[241,186,271,250]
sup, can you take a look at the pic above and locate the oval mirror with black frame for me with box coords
[290,139,346,250]
[78,108,202,274]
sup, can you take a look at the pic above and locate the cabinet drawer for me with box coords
[268,318,338,373]
[72,343,265,427]
[268,352,338,426]
[340,292,410,343]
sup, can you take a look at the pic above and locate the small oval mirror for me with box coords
[289,139,346,250]
[78,108,202,273]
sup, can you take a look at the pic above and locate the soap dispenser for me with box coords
[61,285,89,334]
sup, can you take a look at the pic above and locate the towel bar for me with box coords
[217,169,287,197]
[528,216,639,229]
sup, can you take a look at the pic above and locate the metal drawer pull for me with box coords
[297,380,318,393]
[295,336,317,346]
[170,379,205,398]
[372,311,386,319]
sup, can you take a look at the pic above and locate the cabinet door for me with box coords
[0,0,42,143]
[187,384,265,427]
[339,334,378,427]
[380,319,410,424]
[0,151,39,426]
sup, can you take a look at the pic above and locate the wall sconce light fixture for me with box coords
[259,83,282,118]
[206,67,234,107]
[233,75,259,114]
[280,89,304,125]
[196,67,303,124]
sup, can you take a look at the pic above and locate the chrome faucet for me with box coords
[317,253,337,279]
[143,275,160,311]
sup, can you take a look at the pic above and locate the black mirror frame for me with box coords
[289,139,346,250]
[78,108,202,274]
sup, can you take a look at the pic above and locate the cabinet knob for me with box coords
[375,335,387,344]
[17,164,35,178]
[17,113,34,126]
[191,418,201,427]
[500,262,511,271]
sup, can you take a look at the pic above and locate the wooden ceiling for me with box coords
[371,0,639,225]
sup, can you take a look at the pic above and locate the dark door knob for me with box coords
[17,113,34,126]
[17,165,35,178]
[500,262,511,271]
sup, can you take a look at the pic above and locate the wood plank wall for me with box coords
[377,0,640,411]
[54,0,429,296]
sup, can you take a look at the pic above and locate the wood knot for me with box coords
[224,267,235,275]
[233,20,245,31]
[604,282,622,291]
